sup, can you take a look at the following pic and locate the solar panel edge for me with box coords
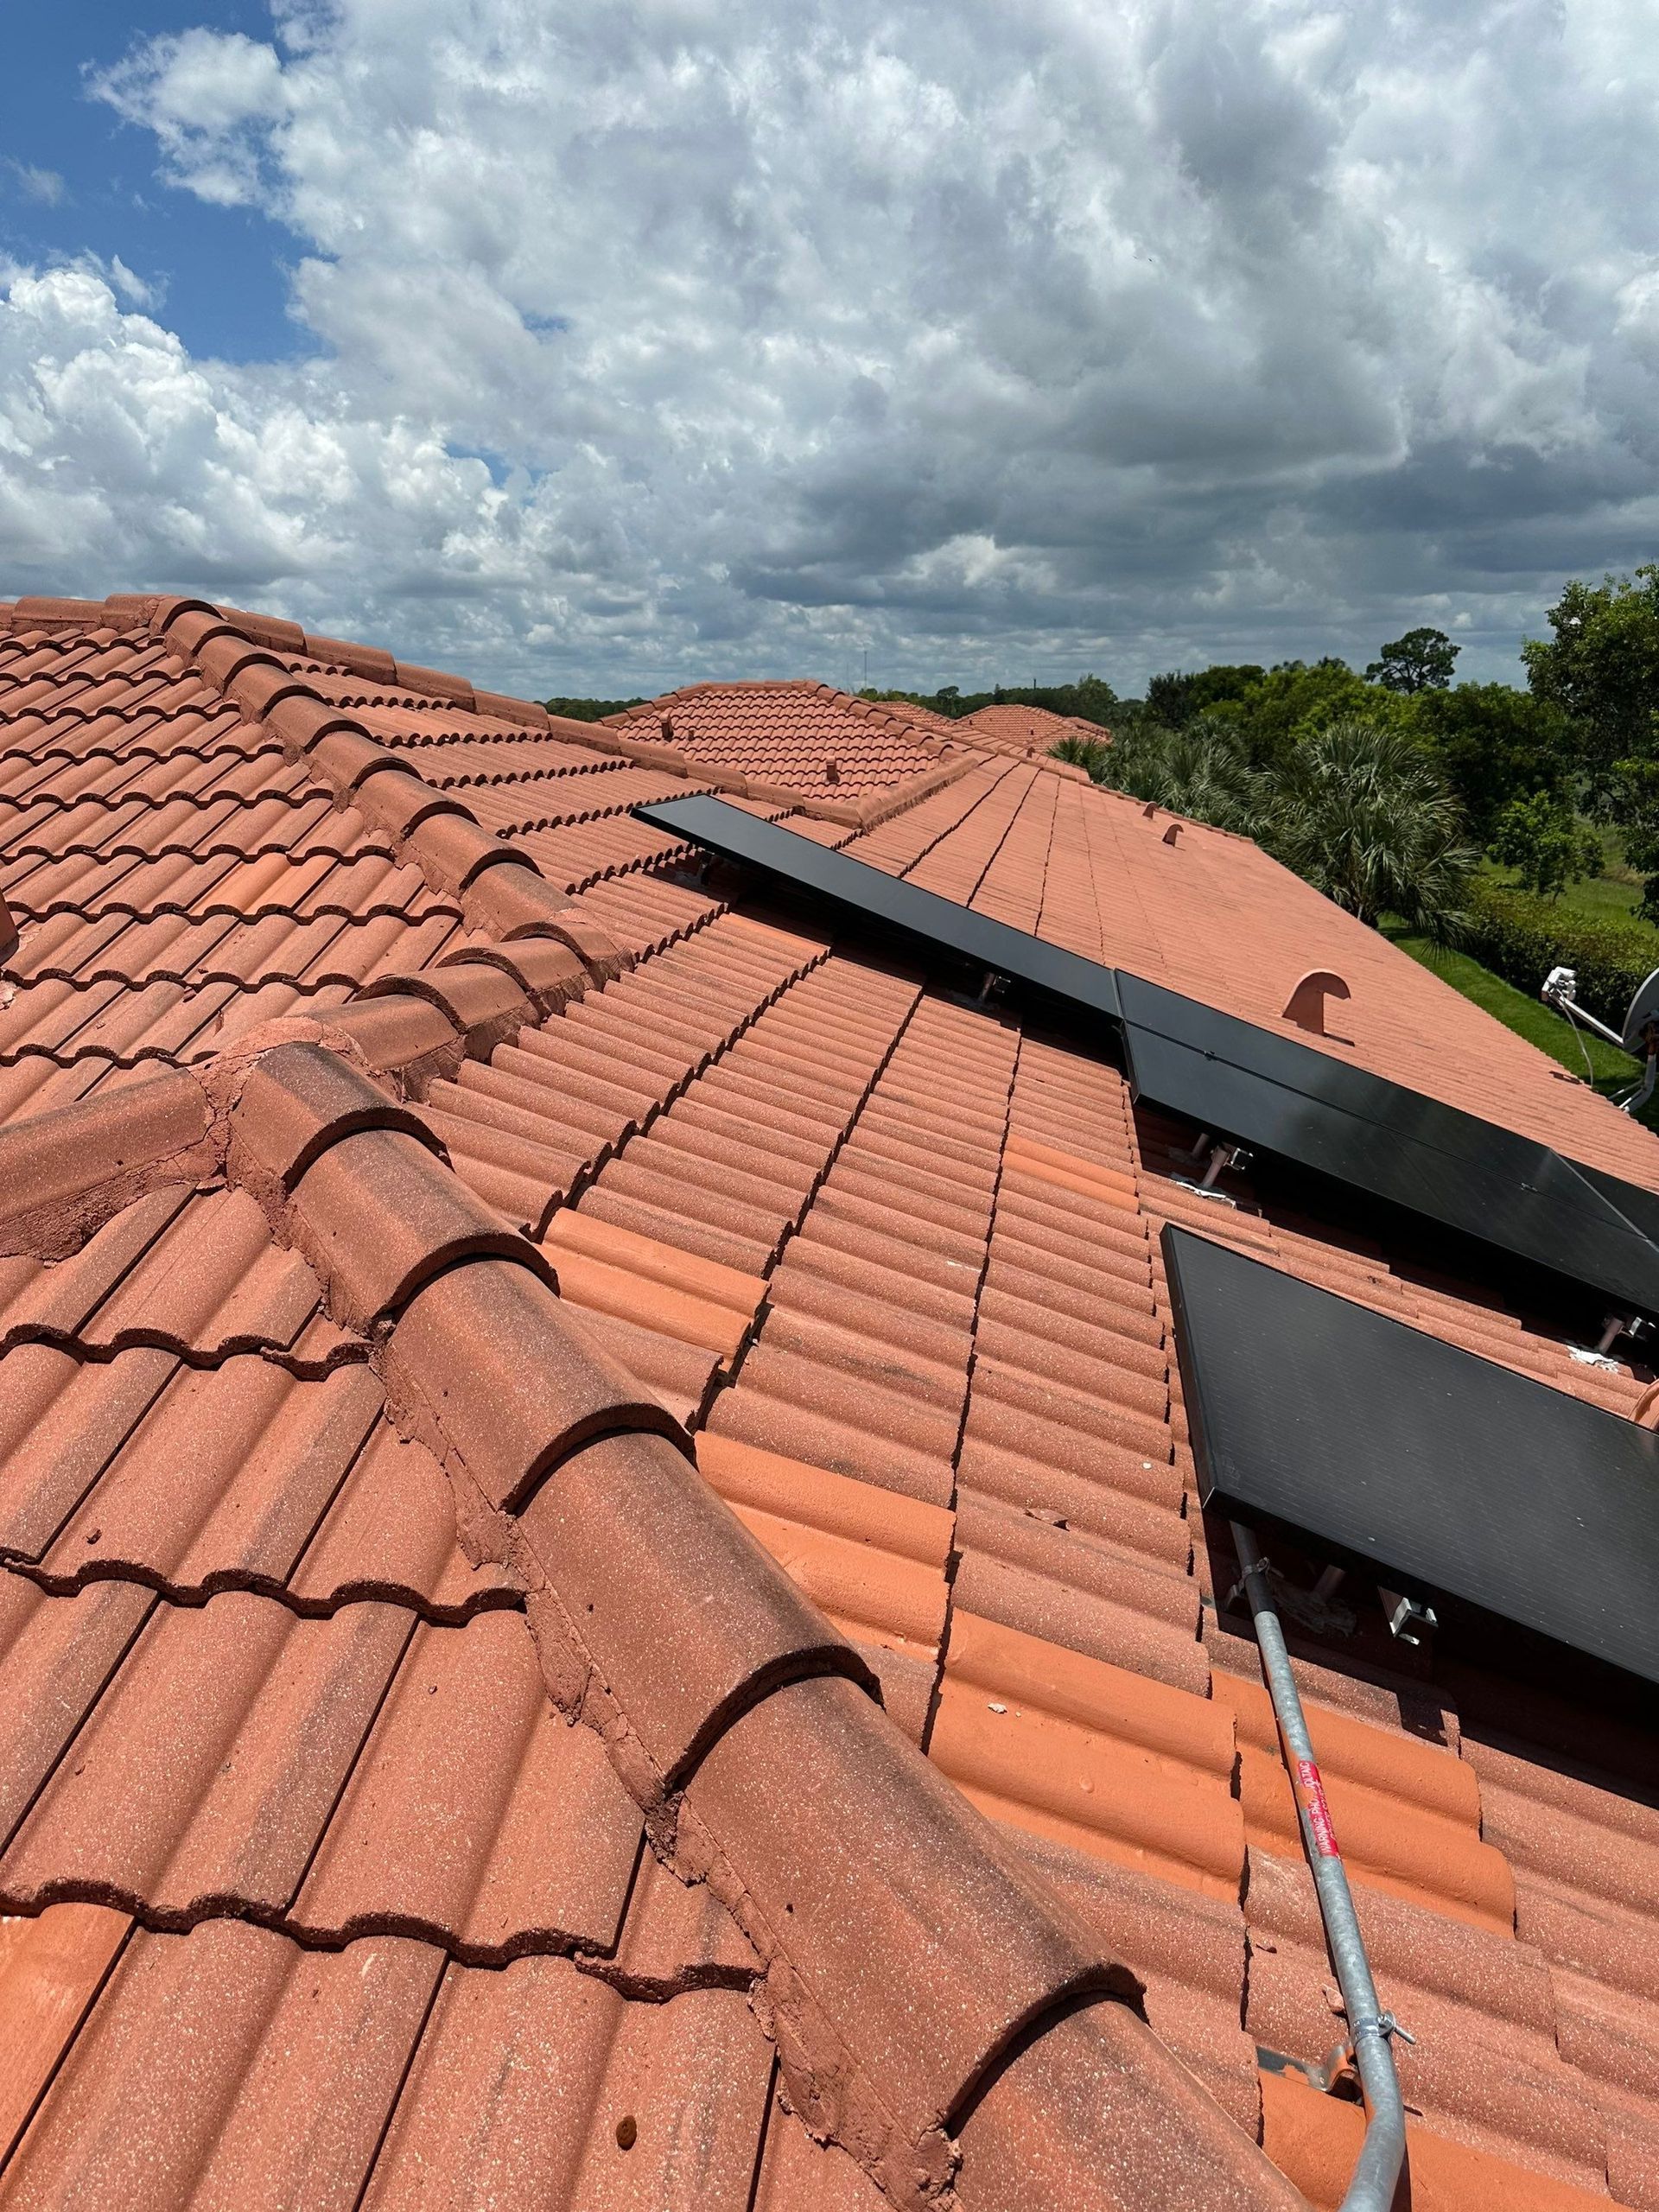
[635,793,1122,1019]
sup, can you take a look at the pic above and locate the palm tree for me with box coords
[1051,731,1114,780]
[1074,715,1267,836]
[1144,722,1266,836]
[1265,718,1476,940]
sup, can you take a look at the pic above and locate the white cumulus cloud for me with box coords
[0,0,1653,695]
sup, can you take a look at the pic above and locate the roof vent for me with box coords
[1281,969,1351,1038]
[824,758,842,785]
[1161,823,1182,847]
[660,714,674,743]
[1141,802,1158,819]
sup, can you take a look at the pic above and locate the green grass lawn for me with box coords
[1481,860,1654,929]
[1482,829,1659,936]
[1389,931,1656,1120]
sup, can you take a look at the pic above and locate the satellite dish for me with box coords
[1620,969,1659,1055]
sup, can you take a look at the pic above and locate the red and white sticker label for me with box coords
[1296,1758,1340,1857]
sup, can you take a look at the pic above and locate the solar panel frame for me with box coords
[1122,973,1603,1198]
[1121,1019,1659,1314]
[1164,1224,1659,1688]
[1572,1158,1659,1252]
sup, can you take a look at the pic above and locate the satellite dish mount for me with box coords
[1542,965,1659,1112]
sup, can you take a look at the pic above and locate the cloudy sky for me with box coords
[3,0,1657,698]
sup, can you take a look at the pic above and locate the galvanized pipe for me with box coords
[1230,1521,1408,2212]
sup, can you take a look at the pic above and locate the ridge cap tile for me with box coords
[226,1037,442,1209]
[514,1426,877,1798]
[677,1670,1134,2207]
[379,1256,689,1513]
[285,1125,556,1332]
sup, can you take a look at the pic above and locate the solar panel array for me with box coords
[642,793,1659,1686]
[641,794,1659,1321]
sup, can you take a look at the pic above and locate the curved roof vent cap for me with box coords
[1282,968,1351,1037]
[1161,822,1182,846]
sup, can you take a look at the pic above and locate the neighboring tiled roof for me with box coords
[605,679,981,804]
[958,701,1109,760]
[1,592,1656,2210]
[886,697,966,737]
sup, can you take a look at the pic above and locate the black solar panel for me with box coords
[1165,1224,1659,1688]
[1118,986,1659,1316]
[1572,1158,1659,1252]
[634,794,1121,1020]
[640,794,1659,1318]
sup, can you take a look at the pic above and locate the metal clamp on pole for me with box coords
[1230,1522,1409,2212]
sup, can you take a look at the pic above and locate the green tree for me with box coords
[1073,673,1119,723]
[864,674,1116,729]
[1608,758,1659,924]
[544,694,645,721]
[1081,720,1266,836]
[1144,664,1264,730]
[1052,731,1113,780]
[1522,566,1659,801]
[1081,716,1175,802]
[1488,791,1603,899]
[1264,718,1476,940]
[1365,627,1459,694]
[1224,658,1388,769]
[1143,723,1265,835]
[1143,672,1195,728]
[1408,683,1575,842]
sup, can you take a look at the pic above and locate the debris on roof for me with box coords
[1,589,1656,2209]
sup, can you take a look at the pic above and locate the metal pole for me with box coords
[1230,1522,1408,2212]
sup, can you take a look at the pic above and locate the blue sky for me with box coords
[2,1,1657,697]
[1,3,298,361]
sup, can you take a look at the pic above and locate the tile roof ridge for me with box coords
[0,993,1302,2208]
[170,1033,1291,2206]
[0,594,169,638]
[144,599,635,977]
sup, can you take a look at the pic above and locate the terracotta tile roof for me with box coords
[958,701,1109,760]
[607,678,983,804]
[1,589,1656,2209]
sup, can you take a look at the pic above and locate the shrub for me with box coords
[1462,878,1659,1028]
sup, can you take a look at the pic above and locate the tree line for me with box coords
[865,676,1119,728]
[543,565,1659,949]
[1023,568,1659,943]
